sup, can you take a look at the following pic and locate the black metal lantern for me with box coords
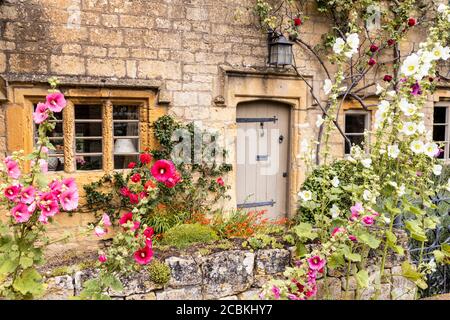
[268,30,293,67]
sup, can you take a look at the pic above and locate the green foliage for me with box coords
[147,260,171,285]
[242,234,282,250]
[160,224,219,249]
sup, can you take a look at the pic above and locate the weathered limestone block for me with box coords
[156,286,202,300]
[219,295,239,300]
[238,289,261,300]
[255,249,290,275]
[43,275,74,300]
[125,292,157,300]
[314,277,342,300]
[391,266,416,300]
[201,250,255,299]
[165,256,202,287]
[108,270,163,296]
[74,269,99,295]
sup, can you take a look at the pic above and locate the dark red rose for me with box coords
[369,44,379,52]
[368,58,376,66]
[387,39,395,46]
[407,18,416,27]
[131,173,141,183]
[293,18,302,26]
[383,75,393,82]
[139,153,152,165]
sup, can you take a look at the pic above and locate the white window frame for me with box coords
[433,101,450,160]
[343,110,371,155]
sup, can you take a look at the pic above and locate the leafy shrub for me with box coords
[147,260,171,285]
[160,224,218,249]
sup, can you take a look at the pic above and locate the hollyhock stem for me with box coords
[345,260,351,298]
[375,211,395,300]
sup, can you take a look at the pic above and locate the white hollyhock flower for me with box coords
[437,3,447,12]
[331,176,340,188]
[378,100,390,112]
[401,54,420,76]
[399,98,416,116]
[402,122,417,135]
[323,79,332,95]
[433,164,443,176]
[398,184,406,197]
[388,144,400,159]
[424,142,439,157]
[387,90,396,98]
[363,190,372,201]
[410,140,425,154]
[330,204,340,219]
[333,38,345,55]
[298,190,312,202]
[417,122,426,134]
[316,114,325,127]
[361,158,372,168]
[430,44,450,61]
[346,33,360,50]
[376,83,384,95]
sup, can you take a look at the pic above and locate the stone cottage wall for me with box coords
[43,244,416,300]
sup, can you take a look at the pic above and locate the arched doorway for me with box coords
[236,100,290,220]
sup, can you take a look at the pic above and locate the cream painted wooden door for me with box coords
[236,101,290,220]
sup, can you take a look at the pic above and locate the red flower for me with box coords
[119,212,140,231]
[128,162,136,169]
[387,39,395,46]
[407,17,416,27]
[140,153,152,165]
[293,18,302,26]
[369,44,378,52]
[131,173,141,183]
[151,160,176,183]
[98,255,107,263]
[383,75,393,82]
[143,227,154,246]
[164,171,181,188]
[129,193,139,204]
[120,187,130,197]
[134,246,153,265]
[216,177,224,186]
[368,58,376,66]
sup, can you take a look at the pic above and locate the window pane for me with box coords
[76,123,102,137]
[113,105,140,169]
[345,135,365,154]
[114,155,139,170]
[75,104,102,119]
[345,114,366,133]
[433,125,446,142]
[113,105,139,120]
[114,123,139,137]
[76,139,102,153]
[434,107,447,124]
[76,155,102,171]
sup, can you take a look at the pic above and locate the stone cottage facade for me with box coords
[0,0,449,251]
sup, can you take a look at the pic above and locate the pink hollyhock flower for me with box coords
[164,171,181,188]
[139,153,152,165]
[20,186,36,204]
[38,192,59,217]
[94,226,107,237]
[129,193,139,204]
[127,162,136,169]
[134,246,153,265]
[101,213,112,227]
[62,177,77,191]
[143,227,154,246]
[288,294,301,300]
[217,177,224,186]
[331,227,346,237]
[59,188,79,211]
[45,92,66,112]
[305,285,317,298]
[131,173,141,183]
[27,201,36,214]
[48,179,63,197]
[349,235,357,242]
[151,160,176,183]
[4,184,22,201]
[11,203,32,223]
[119,212,140,231]
[120,187,130,197]
[4,157,21,180]
[271,286,281,299]
[307,255,326,271]
[98,254,107,263]
[38,213,49,224]
[31,159,48,173]
[362,215,375,226]
[33,103,49,124]
[41,146,49,154]
[350,202,364,220]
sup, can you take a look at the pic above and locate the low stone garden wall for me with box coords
[42,235,416,300]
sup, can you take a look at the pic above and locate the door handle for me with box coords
[283,172,287,178]
[279,135,284,144]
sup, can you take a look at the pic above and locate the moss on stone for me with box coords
[160,223,219,249]
[147,259,171,285]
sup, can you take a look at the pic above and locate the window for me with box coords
[433,102,449,159]
[344,111,370,154]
